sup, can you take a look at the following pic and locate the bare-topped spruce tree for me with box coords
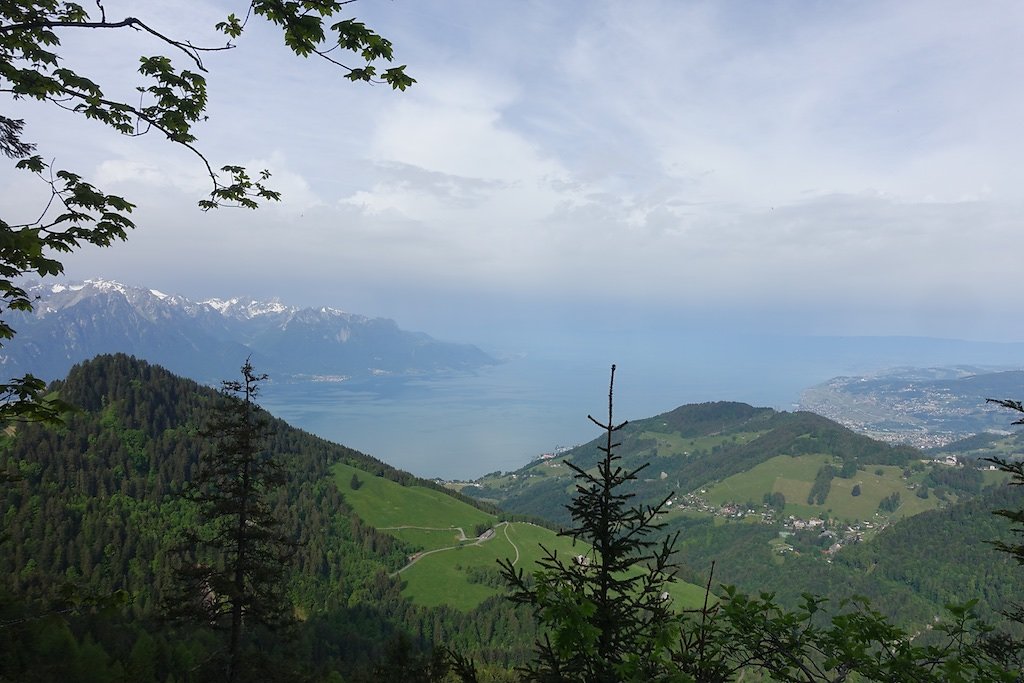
[500,364,681,682]
[165,359,296,683]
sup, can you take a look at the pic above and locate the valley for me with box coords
[2,354,1024,680]
[332,461,709,611]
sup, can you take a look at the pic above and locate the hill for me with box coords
[462,398,1024,627]
[333,461,708,612]
[665,481,1024,626]
[465,401,921,526]
[930,428,1024,464]
[0,354,530,680]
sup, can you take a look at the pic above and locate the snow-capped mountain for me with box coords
[2,279,496,383]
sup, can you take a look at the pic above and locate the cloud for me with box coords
[8,0,1024,342]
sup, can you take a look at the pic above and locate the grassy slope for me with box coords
[702,455,948,522]
[333,462,708,611]
[646,429,768,459]
[336,462,497,534]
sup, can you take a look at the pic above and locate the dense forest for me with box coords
[0,355,534,681]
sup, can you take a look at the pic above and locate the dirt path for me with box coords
[379,525,469,542]
[389,521,518,576]
[502,522,520,566]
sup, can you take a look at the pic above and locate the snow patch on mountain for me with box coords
[9,278,496,383]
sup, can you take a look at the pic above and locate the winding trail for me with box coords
[387,521,520,576]
[502,522,520,566]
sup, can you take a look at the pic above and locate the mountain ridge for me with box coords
[3,279,496,383]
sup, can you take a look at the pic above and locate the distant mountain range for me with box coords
[1,279,496,383]
[798,366,1024,448]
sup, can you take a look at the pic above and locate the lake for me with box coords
[257,347,826,480]
[257,333,1024,480]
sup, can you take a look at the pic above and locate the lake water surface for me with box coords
[257,333,1024,480]
[257,350,814,479]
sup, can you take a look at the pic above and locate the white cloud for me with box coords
[7,0,1024,341]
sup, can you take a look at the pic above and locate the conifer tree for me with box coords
[500,364,680,682]
[166,360,295,682]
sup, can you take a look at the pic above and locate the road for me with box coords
[385,522,520,576]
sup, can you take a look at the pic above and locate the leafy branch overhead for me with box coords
[0,1,412,422]
[2,1,413,210]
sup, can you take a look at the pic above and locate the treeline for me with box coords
[807,464,835,504]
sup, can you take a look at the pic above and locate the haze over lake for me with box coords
[258,334,1024,479]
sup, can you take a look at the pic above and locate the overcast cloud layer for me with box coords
[5,0,1024,347]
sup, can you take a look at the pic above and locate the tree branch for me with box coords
[0,16,234,71]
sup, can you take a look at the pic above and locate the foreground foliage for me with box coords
[500,365,679,681]
[453,368,1024,682]
[164,361,295,682]
[674,587,1019,682]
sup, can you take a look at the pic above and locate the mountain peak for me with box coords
[199,296,293,319]
[7,279,496,383]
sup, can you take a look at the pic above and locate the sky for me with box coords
[5,0,1024,352]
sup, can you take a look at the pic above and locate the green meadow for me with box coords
[704,455,947,522]
[333,462,496,535]
[399,522,577,610]
[640,430,767,458]
[982,467,1013,487]
[333,463,710,611]
[706,454,831,507]
[400,521,711,611]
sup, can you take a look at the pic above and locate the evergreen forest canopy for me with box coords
[0,354,537,681]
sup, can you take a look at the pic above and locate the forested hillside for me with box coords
[0,354,533,681]
[666,481,1024,624]
[469,401,922,525]
[3,354,1024,681]
[465,398,1024,630]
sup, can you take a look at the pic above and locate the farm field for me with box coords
[703,455,948,523]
